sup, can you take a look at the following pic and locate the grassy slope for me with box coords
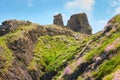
[32,35,82,77]
[78,15,120,80]
[0,23,86,79]
[1,15,120,80]
[54,15,120,80]
[0,37,13,73]
[90,16,120,80]
[0,24,36,72]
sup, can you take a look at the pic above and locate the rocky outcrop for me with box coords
[0,20,32,36]
[57,14,120,80]
[67,13,92,35]
[53,13,64,26]
[103,14,120,34]
[1,14,120,80]
[0,21,82,80]
[2,59,33,80]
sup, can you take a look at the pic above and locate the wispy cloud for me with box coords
[114,7,120,14]
[65,0,95,13]
[64,0,96,33]
[111,0,120,7]
[98,20,107,26]
[110,0,120,15]
[15,0,35,6]
[27,0,34,6]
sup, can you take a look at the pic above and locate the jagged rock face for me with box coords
[1,14,120,80]
[0,20,32,36]
[0,21,83,80]
[67,13,92,35]
[57,14,120,80]
[103,14,120,34]
[53,13,64,26]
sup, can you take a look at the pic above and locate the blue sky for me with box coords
[0,0,120,33]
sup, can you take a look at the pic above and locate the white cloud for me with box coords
[53,11,60,15]
[111,0,120,7]
[15,0,35,6]
[98,20,107,26]
[114,7,120,15]
[109,0,120,15]
[65,0,95,13]
[98,20,107,24]
[64,0,96,33]
[27,0,34,6]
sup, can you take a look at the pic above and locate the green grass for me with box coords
[1,18,120,80]
[111,14,120,23]
[0,37,13,72]
[83,32,120,61]
[0,25,36,72]
[33,35,80,72]
[103,65,120,80]
[92,49,120,80]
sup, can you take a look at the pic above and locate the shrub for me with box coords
[105,44,115,53]
[64,66,71,74]
[112,70,120,80]
[77,58,83,65]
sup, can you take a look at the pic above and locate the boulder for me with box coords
[0,20,32,36]
[103,14,120,34]
[67,13,92,35]
[53,13,64,26]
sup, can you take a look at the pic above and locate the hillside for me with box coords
[0,14,120,80]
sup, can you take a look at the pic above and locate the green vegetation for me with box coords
[103,65,120,80]
[0,25,35,72]
[83,32,120,61]
[93,50,120,80]
[93,35,120,80]
[0,37,13,72]
[1,15,120,80]
[33,35,80,72]
[111,14,120,23]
